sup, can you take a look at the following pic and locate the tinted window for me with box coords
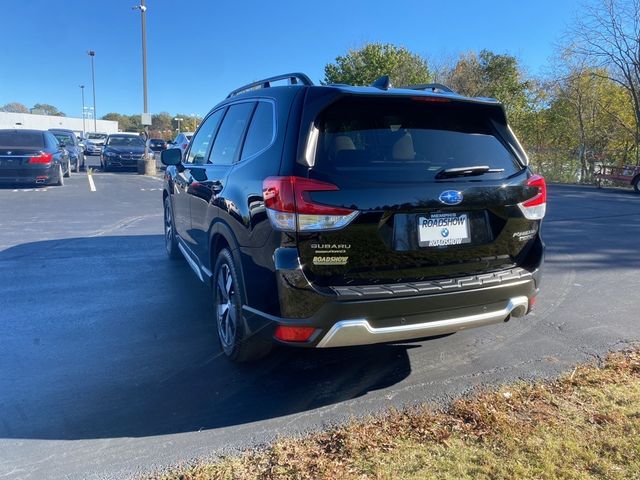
[87,133,107,140]
[210,103,255,165]
[0,131,44,148]
[106,136,144,147]
[185,110,224,164]
[241,102,274,160]
[52,132,75,145]
[314,97,521,182]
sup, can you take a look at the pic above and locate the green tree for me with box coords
[567,0,640,162]
[323,43,430,87]
[0,102,29,113]
[31,103,65,116]
[445,50,532,123]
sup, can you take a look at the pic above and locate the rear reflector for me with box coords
[28,152,53,164]
[528,296,536,312]
[518,174,546,220]
[263,176,358,232]
[274,326,316,342]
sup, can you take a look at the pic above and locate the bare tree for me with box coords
[568,0,640,162]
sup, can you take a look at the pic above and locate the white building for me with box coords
[0,112,118,135]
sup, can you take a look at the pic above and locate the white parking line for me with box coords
[87,171,96,192]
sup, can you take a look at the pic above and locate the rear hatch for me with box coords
[293,94,542,287]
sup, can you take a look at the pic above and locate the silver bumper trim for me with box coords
[316,296,529,348]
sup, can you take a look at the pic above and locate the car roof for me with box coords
[0,128,46,134]
[229,83,500,106]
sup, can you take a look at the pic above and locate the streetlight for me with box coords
[132,1,152,167]
[174,117,183,133]
[79,85,86,136]
[87,50,97,132]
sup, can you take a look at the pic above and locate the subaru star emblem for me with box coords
[439,190,463,205]
[441,228,449,237]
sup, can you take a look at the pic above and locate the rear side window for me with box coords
[210,102,255,165]
[241,101,275,160]
[313,97,521,182]
[0,131,45,148]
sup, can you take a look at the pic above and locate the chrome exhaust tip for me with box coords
[510,302,529,318]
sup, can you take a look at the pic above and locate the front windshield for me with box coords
[107,136,144,147]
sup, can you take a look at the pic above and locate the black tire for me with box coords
[633,176,640,194]
[103,161,110,172]
[163,196,180,260]
[54,164,64,186]
[64,160,71,178]
[213,248,272,362]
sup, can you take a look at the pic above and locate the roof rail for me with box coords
[227,72,313,98]
[401,83,458,94]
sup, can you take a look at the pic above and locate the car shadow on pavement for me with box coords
[0,235,412,440]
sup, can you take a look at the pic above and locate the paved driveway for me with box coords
[1,176,639,479]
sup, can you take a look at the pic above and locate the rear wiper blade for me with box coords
[435,165,505,179]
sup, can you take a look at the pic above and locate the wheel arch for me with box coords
[208,221,246,294]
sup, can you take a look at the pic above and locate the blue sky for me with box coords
[0,0,580,118]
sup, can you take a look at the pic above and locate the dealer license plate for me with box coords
[418,213,471,247]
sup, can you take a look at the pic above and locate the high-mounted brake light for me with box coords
[411,96,451,103]
[518,174,546,220]
[28,152,53,164]
[263,176,359,232]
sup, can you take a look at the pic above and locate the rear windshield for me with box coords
[106,136,144,147]
[313,97,521,182]
[0,131,44,148]
[87,133,107,140]
[52,132,75,145]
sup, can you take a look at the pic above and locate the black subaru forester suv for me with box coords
[161,73,545,362]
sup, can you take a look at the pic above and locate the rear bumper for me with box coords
[316,296,529,347]
[0,164,58,185]
[243,266,541,348]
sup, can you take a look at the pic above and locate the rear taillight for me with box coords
[518,174,547,220]
[182,143,188,150]
[28,152,53,164]
[263,176,359,232]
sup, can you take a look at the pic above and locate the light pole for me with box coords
[79,85,86,136]
[133,1,152,172]
[174,117,183,133]
[87,50,97,132]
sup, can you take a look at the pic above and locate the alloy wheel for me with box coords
[216,263,237,350]
[164,202,173,252]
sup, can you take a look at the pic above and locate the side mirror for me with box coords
[161,147,182,166]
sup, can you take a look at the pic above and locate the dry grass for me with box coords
[147,348,640,480]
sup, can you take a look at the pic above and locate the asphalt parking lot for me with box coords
[1,167,640,479]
